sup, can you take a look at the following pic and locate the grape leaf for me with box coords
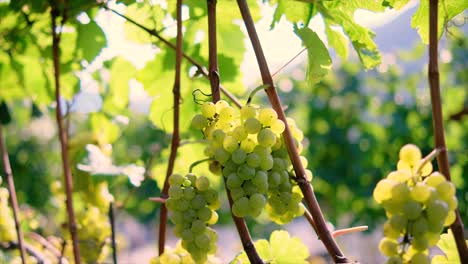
[76,20,106,62]
[230,230,310,264]
[294,27,332,85]
[270,0,314,29]
[326,24,349,60]
[103,57,137,113]
[383,0,412,9]
[432,230,468,264]
[411,0,468,44]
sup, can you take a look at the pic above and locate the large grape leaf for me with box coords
[76,20,107,62]
[411,0,468,44]
[326,24,349,60]
[230,230,310,264]
[124,2,164,43]
[294,27,332,85]
[270,0,314,29]
[432,230,468,264]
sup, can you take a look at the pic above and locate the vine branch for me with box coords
[50,5,81,264]
[428,0,468,261]
[207,0,262,263]
[109,202,118,264]
[236,1,348,262]
[0,242,46,264]
[0,125,27,264]
[103,5,242,108]
[158,0,182,255]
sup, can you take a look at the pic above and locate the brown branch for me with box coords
[158,0,182,255]
[428,0,468,261]
[51,6,81,264]
[109,202,118,264]
[1,242,46,264]
[0,125,27,264]
[236,1,348,262]
[207,1,262,263]
[103,5,242,108]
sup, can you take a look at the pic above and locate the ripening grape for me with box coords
[373,144,458,262]
[0,188,16,242]
[201,102,216,118]
[167,173,218,262]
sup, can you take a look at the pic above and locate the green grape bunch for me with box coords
[373,144,458,264]
[191,101,312,223]
[166,173,220,263]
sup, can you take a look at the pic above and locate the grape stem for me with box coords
[0,125,27,264]
[246,84,270,105]
[236,1,349,262]
[428,0,468,261]
[189,158,213,173]
[102,5,242,108]
[414,147,444,175]
[149,197,167,203]
[207,1,263,263]
[158,0,182,255]
[303,206,368,238]
[50,5,82,263]
[108,202,118,264]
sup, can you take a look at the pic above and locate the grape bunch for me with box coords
[150,241,221,264]
[266,118,312,224]
[0,187,16,243]
[192,101,311,223]
[373,144,458,264]
[166,173,219,263]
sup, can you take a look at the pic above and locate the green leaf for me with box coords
[326,24,349,60]
[271,0,314,29]
[230,230,310,264]
[294,27,332,85]
[318,3,381,69]
[432,230,467,264]
[90,113,121,145]
[76,20,106,62]
[411,0,468,44]
[103,57,137,113]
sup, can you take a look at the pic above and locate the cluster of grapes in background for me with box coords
[192,100,311,223]
[374,144,458,264]
[0,179,16,243]
[165,173,219,263]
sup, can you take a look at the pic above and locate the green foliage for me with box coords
[432,230,468,263]
[294,27,332,85]
[411,0,468,44]
[231,230,310,263]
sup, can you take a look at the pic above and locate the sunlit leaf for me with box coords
[295,27,332,85]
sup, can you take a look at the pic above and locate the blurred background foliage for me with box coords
[0,0,467,262]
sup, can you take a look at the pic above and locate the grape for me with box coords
[211,129,225,143]
[169,173,185,185]
[379,238,399,256]
[195,176,210,191]
[169,185,184,199]
[387,171,410,183]
[258,108,277,126]
[373,179,395,203]
[201,102,216,118]
[410,252,430,264]
[215,100,229,112]
[240,105,257,120]
[231,148,247,164]
[226,173,243,189]
[214,148,230,164]
[223,135,238,153]
[257,128,277,147]
[231,126,248,141]
[410,183,431,203]
[237,164,255,180]
[435,181,455,200]
[424,172,446,187]
[391,182,410,202]
[240,138,256,153]
[232,197,250,217]
[191,114,208,130]
[444,210,456,226]
[244,117,261,134]
[260,155,274,171]
[246,153,261,168]
[399,144,422,167]
[402,200,422,220]
[270,119,285,134]
[385,256,403,264]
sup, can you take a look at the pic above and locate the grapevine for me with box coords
[374,144,458,263]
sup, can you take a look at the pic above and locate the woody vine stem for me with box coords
[428,0,468,261]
